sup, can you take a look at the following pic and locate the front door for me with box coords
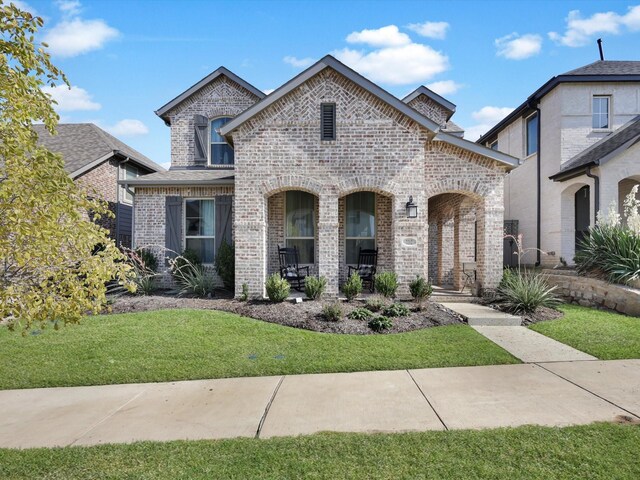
[575,186,590,252]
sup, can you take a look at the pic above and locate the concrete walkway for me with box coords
[440,302,522,326]
[1,359,639,449]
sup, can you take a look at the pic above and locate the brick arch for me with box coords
[336,176,398,198]
[261,175,325,197]
[425,179,488,201]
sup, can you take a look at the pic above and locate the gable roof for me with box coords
[402,85,456,120]
[550,115,640,181]
[434,131,519,168]
[33,123,164,178]
[219,55,442,137]
[477,60,640,145]
[122,168,234,186]
[155,67,266,124]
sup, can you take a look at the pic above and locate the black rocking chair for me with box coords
[278,245,309,292]
[348,248,378,293]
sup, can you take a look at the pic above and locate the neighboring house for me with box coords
[34,123,165,248]
[478,60,640,267]
[124,55,517,298]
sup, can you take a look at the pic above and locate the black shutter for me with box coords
[165,196,183,263]
[321,103,336,140]
[193,115,208,164]
[215,195,233,253]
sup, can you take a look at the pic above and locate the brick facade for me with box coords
[407,94,450,127]
[75,158,119,238]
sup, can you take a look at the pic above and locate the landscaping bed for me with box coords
[109,294,464,334]
[474,298,564,326]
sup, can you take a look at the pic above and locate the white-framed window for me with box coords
[285,191,315,264]
[592,96,610,129]
[184,198,215,264]
[209,117,234,165]
[525,113,538,157]
[119,164,139,204]
[345,192,376,264]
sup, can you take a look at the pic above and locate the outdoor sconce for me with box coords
[405,196,418,218]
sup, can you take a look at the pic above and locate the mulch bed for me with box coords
[107,293,465,335]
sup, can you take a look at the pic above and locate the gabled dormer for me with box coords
[403,86,463,137]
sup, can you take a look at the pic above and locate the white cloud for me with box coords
[43,17,119,57]
[10,1,37,14]
[160,161,171,170]
[55,0,81,16]
[407,21,449,40]
[463,106,515,141]
[495,33,542,60]
[426,80,463,96]
[41,84,101,111]
[346,25,411,47]
[283,55,315,68]
[549,5,640,47]
[334,43,449,85]
[103,119,149,137]
[263,88,275,95]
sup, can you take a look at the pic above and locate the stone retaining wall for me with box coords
[542,269,640,317]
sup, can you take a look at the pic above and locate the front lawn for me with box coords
[0,308,518,390]
[530,305,640,359]
[1,423,638,479]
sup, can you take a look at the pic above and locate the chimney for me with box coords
[597,38,604,61]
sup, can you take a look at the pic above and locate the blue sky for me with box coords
[20,0,640,168]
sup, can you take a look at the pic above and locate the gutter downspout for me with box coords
[116,155,132,248]
[585,165,600,218]
[531,103,542,266]
[123,183,136,249]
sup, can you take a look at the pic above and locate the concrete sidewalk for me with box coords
[1,359,639,449]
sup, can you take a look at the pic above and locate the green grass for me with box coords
[531,304,640,359]
[0,308,518,390]
[1,424,639,479]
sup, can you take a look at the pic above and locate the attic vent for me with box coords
[321,103,336,140]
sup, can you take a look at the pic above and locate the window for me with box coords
[210,117,234,165]
[490,140,499,151]
[184,199,215,263]
[120,164,138,204]
[592,96,610,129]
[526,113,538,156]
[285,191,315,264]
[345,192,375,264]
[321,103,336,140]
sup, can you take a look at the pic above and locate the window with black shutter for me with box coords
[320,103,336,141]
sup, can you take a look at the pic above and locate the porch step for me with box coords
[438,302,522,326]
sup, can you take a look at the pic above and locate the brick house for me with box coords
[125,55,517,298]
[478,60,640,267]
[34,123,164,247]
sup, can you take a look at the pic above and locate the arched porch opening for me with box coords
[560,182,590,264]
[618,175,640,226]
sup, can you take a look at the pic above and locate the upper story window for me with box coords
[210,117,234,165]
[526,113,538,157]
[321,103,336,140]
[490,140,499,151]
[119,164,138,204]
[592,96,610,129]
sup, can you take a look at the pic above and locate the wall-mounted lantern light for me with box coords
[405,196,418,218]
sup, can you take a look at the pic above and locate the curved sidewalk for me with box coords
[1,359,639,449]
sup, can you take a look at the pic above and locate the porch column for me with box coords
[392,194,426,296]
[438,217,454,286]
[234,194,267,299]
[453,201,476,290]
[476,195,504,290]
[317,194,340,297]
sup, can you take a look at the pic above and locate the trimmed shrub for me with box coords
[368,316,393,332]
[375,272,398,298]
[215,240,235,291]
[342,273,363,301]
[322,302,343,322]
[497,269,561,314]
[240,283,249,302]
[348,307,373,320]
[265,273,290,303]
[365,295,386,312]
[383,302,410,318]
[409,275,432,309]
[305,276,327,300]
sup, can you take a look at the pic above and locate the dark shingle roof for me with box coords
[122,169,234,186]
[562,60,640,76]
[443,120,464,133]
[550,116,640,180]
[33,123,164,177]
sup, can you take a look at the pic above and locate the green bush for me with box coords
[409,275,432,309]
[497,269,561,314]
[240,283,249,302]
[265,273,290,303]
[135,247,158,272]
[575,224,640,286]
[368,315,393,332]
[215,240,235,291]
[348,307,373,320]
[383,302,410,317]
[305,276,327,300]
[365,295,386,312]
[322,302,343,322]
[174,264,216,297]
[375,272,398,298]
[342,273,363,301]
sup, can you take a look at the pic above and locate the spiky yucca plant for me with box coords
[497,269,561,314]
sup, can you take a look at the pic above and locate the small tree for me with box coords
[215,240,235,291]
[0,4,133,331]
[409,275,432,310]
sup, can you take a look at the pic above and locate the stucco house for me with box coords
[124,55,517,298]
[478,60,640,267]
[34,123,164,247]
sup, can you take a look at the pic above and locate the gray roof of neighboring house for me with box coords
[33,123,164,178]
[550,115,640,180]
[121,168,234,186]
[155,67,266,124]
[402,85,456,120]
[477,60,640,145]
[442,120,464,134]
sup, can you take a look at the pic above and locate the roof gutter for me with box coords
[585,166,600,214]
[119,178,234,187]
